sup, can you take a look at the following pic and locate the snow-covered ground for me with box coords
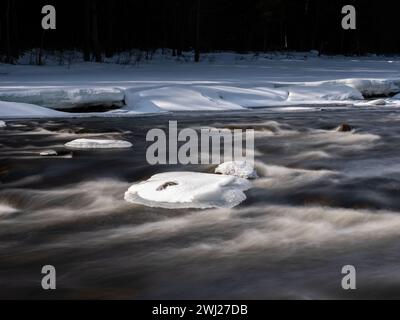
[2,51,400,117]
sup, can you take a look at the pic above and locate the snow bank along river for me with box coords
[3,54,400,118]
[2,107,400,299]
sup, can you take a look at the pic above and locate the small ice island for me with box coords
[124,171,252,209]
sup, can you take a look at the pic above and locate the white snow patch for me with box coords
[124,172,252,209]
[126,84,365,111]
[287,84,363,102]
[215,161,258,179]
[195,85,288,108]
[0,120,6,127]
[0,101,66,118]
[125,86,244,111]
[65,138,132,149]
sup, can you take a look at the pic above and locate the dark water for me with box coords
[2,107,400,299]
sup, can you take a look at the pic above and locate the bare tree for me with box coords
[5,0,12,63]
[91,0,102,62]
[194,0,201,62]
[84,0,91,61]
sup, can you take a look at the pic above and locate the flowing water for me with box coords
[1,107,400,299]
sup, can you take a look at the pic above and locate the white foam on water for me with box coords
[289,150,332,161]
[286,129,381,156]
[39,204,400,260]
[0,179,131,227]
[171,205,400,258]
[253,162,337,189]
[0,204,18,218]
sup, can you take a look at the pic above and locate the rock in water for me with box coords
[40,150,58,156]
[215,161,258,179]
[336,123,352,132]
[156,181,179,191]
[124,172,252,209]
[65,138,132,149]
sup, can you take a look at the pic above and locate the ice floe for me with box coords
[124,171,252,209]
[215,161,258,179]
[0,120,6,127]
[39,150,58,156]
[65,138,132,149]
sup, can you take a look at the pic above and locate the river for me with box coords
[1,107,400,299]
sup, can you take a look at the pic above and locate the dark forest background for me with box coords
[0,0,398,64]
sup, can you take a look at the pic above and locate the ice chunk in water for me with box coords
[215,161,258,179]
[124,172,252,209]
[65,138,132,149]
[40,150,58,156]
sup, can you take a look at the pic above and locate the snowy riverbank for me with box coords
[2,52,400,118]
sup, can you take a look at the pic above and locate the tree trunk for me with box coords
[5,0,12,63]
[105,2,114,58]
[83,0,91,61]
[91,0,102,62]
[38,30,46,65]
[194,0,201,62]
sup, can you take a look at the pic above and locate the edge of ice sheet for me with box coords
[0,87,125,109]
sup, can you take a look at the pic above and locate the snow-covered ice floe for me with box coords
[215,161,258,179]
[65,138,132,149]
[124,172,252,209]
